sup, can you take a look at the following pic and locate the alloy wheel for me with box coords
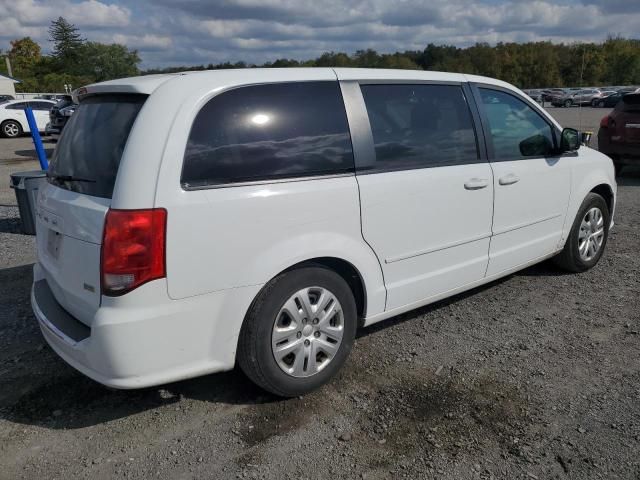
[271,286,344,378]
[3,122,20,137]
[578,207,605,261]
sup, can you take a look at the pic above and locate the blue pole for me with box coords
[24,107,49,170]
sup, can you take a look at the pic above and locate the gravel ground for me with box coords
[0,109,638,480]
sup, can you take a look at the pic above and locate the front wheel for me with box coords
[564,99,573,108]
[553,193,610,272]
[237,266,357,397]
[597,100,605,108]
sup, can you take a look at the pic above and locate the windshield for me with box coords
[48,94,146,199]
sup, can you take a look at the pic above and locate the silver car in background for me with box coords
[553,88,604,107]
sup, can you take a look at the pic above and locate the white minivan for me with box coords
[31,68,616,396]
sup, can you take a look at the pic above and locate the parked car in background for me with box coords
[0,99,55,138]
[542,88,565,102]
[0,94,15,103]
[523,89,543,103]
[617,87,640,95]
[31,68,616,397]
[552,89,604,107]
[591,90,617,106]
[35,94,68,101]
[46,95,75,137]
[598,93,640,175]
[594,91,625,108]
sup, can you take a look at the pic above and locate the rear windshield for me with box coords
[622,94,640,112]
[48,94,146,199]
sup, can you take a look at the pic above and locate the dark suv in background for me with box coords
[47,95,75,137]
[598,93,640,175]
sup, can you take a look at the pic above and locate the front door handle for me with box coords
[464,178,489,190]
[498,173,520,186]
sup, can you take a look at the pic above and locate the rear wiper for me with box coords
[47,173,96,183]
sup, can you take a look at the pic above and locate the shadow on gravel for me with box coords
[13,148,54,158]
[359,274,515,338]
[0,263,276,431]
[2,369,274,431]
[617,168,640,186]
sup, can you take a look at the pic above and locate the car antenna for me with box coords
[578,47,586,134]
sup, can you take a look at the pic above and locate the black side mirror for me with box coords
[560,128,580,152]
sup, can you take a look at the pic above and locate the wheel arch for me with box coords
[281,257,368,322]
[590,183,614,216]
[562,151,616,248]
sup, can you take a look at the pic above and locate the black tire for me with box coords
[598,100,605,108]
[237,266,357,397]
[564,99,572,108]
[553,193,610,273]
[1,120,23,138]
[591,99,598,107]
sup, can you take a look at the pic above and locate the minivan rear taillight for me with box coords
[600,115,610,128]
[101,208,167,296]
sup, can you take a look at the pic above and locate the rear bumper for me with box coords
[31,263,261,389]
[598,138,640,163]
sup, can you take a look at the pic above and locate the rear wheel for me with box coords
[1,120,22,138]
[554,193,610,273]
[597,100,605,108]
[237,266,357,397]
[591,99,598,107]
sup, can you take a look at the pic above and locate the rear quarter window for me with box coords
[181,81,354,188]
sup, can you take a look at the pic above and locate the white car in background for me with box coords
[0,99,55,138]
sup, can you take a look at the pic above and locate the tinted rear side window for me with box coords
[360,84,479,172]
[181,82,354,187]
[48,94,146,199]
[6,102,27,110]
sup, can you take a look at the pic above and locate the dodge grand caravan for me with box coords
[32,68,616,396]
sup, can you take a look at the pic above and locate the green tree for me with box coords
[602,37,640,85]
[79,42,140,81]
[48,16,85,72]
[8,37,41,74]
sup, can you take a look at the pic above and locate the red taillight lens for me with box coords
[600,115,610,128]
[101,208,167,296]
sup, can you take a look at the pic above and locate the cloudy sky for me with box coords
[0,0,638,68]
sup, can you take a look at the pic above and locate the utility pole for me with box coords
[5,56,12,77]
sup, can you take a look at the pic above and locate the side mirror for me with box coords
[560,128,580,152]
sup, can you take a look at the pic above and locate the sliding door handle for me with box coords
[498,173,520,186]
[464,178,489,190]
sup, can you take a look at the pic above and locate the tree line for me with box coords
[1,17,639,92]
[145,38,640,88]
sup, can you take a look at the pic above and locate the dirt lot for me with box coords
[0,109,639,480]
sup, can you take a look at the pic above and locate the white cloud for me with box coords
[1,0,130,27]
[0,0,639,67]
[112,34,172,50]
